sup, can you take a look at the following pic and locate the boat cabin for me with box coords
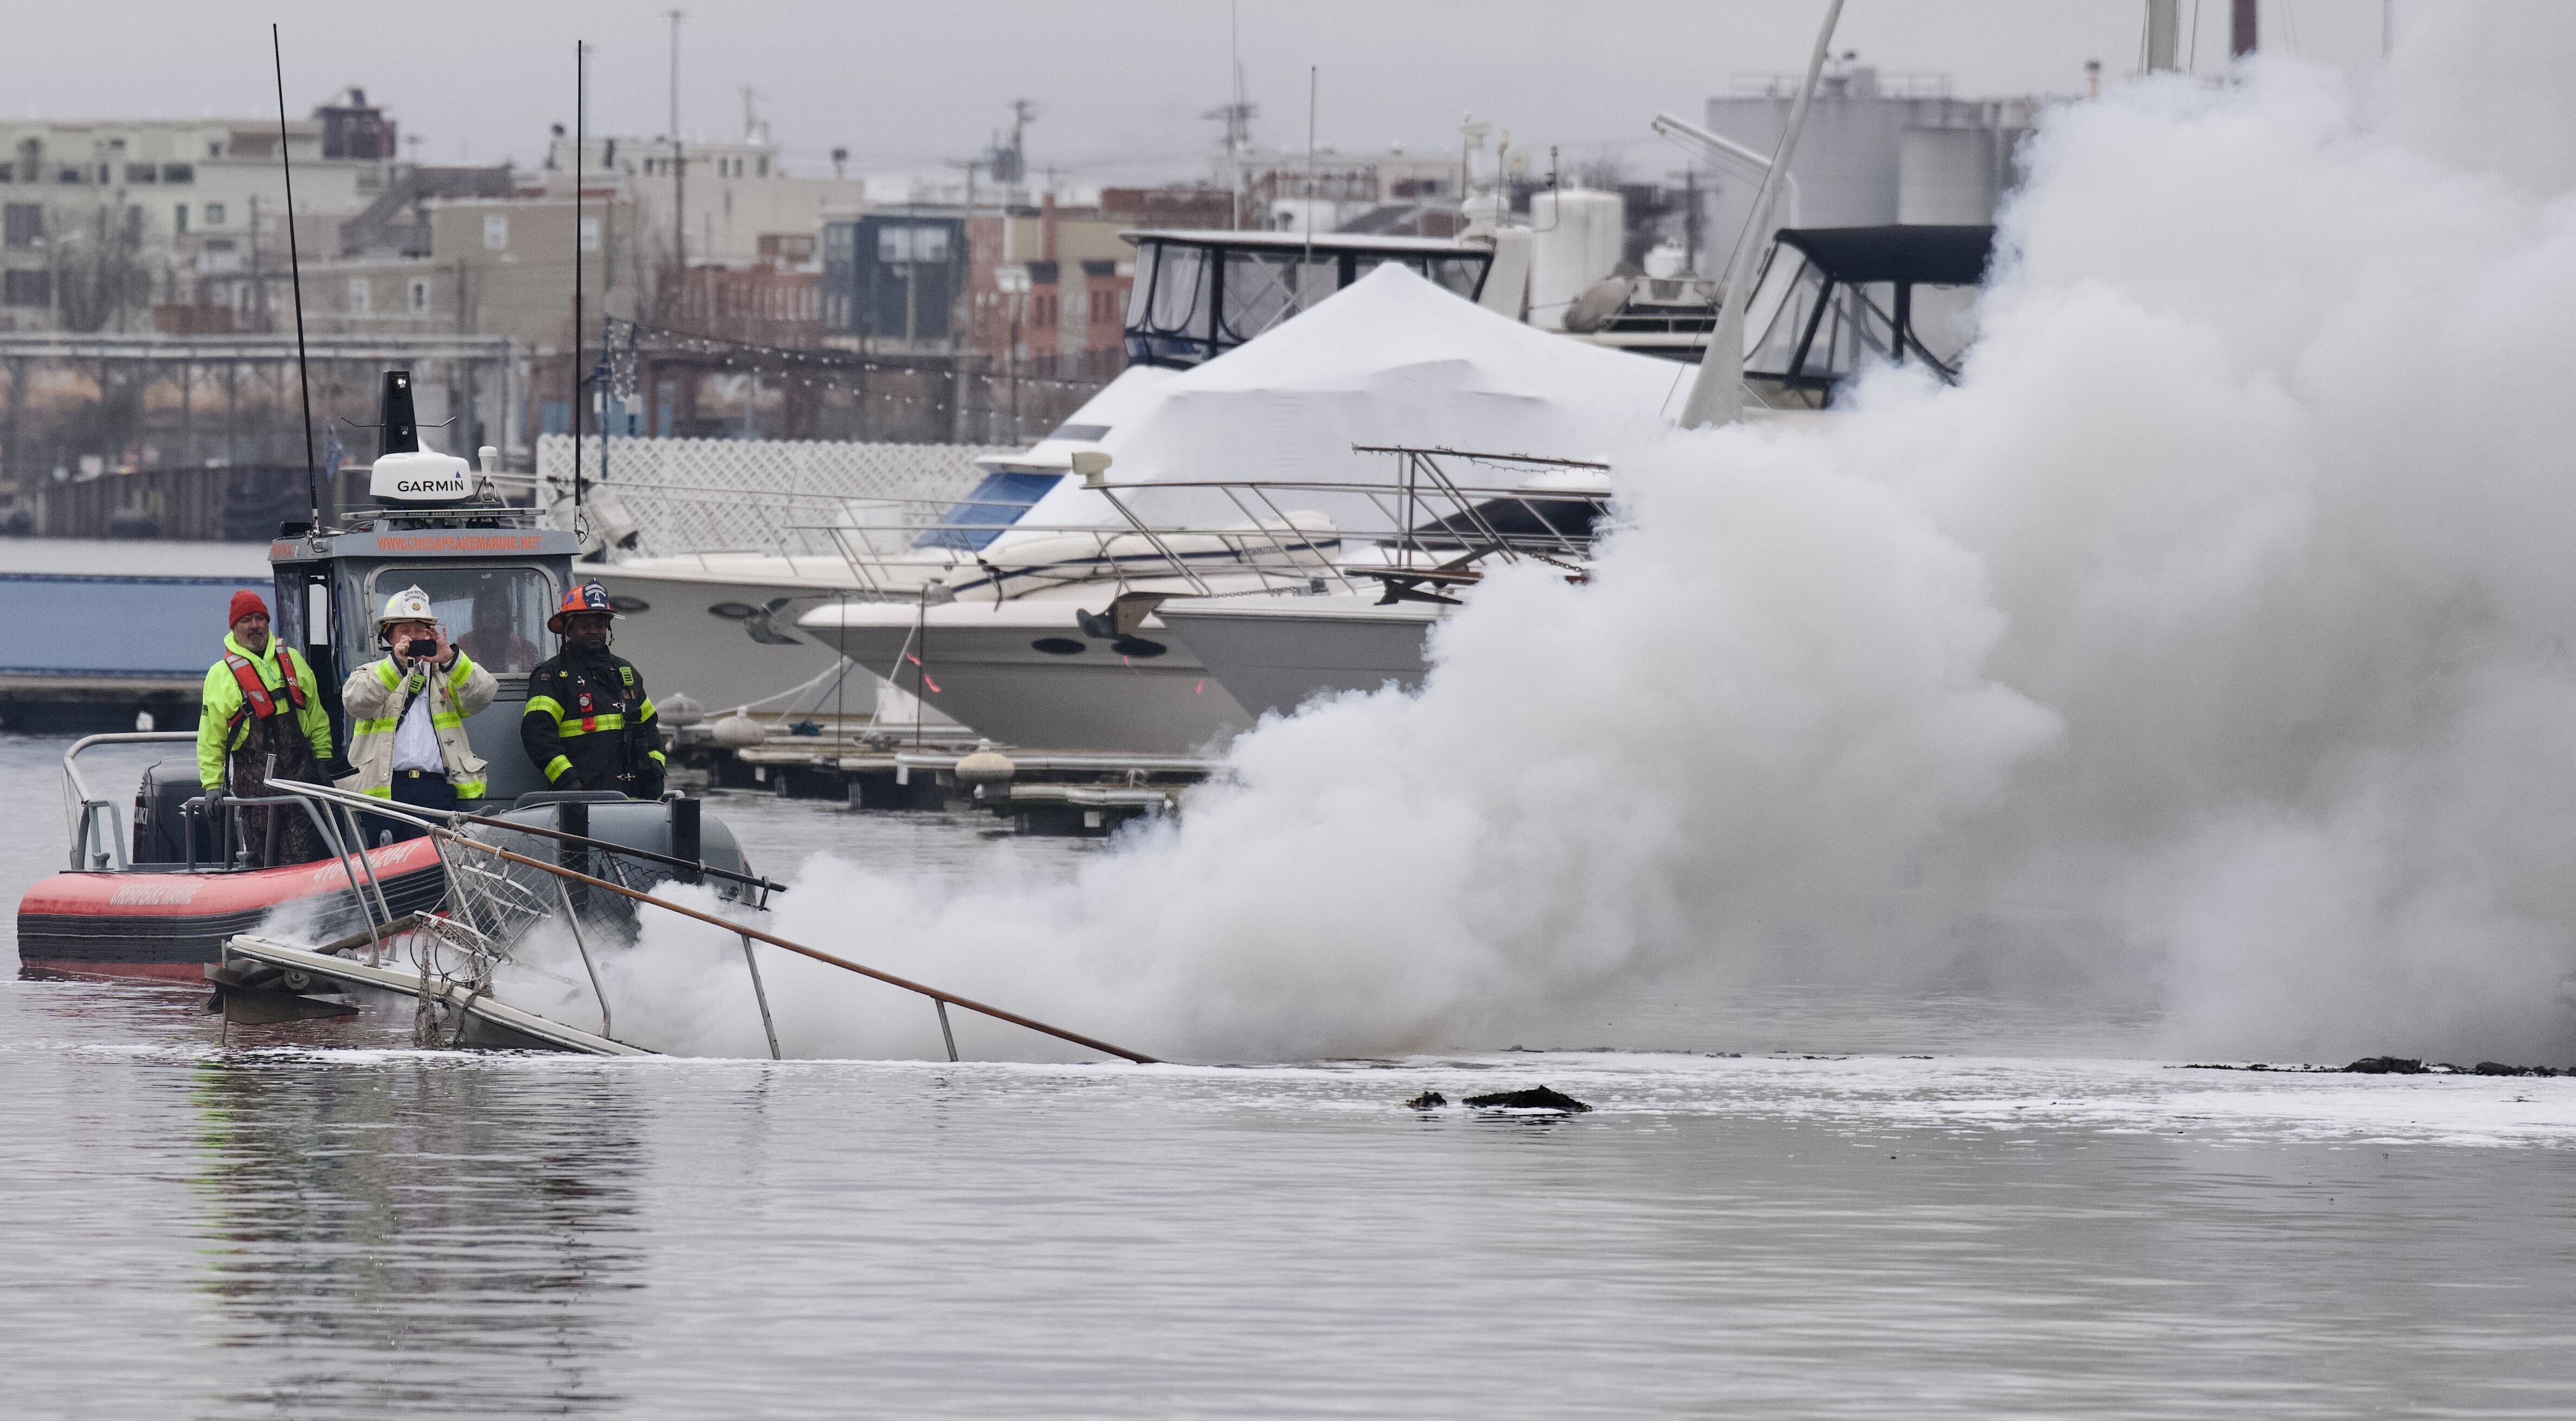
[267,370,577,811]
[1742,224,1995,407]
[1121,229,1496,368]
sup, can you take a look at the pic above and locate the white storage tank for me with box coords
[1527,188,1625,330]
[1898,127,1999,225]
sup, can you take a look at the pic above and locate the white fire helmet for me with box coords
[376,585,436,630]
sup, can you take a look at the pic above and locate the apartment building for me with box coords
[0,96,396,332]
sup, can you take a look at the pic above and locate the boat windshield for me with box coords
[912,471,1061,552]
[1124,238,1491,368]
[364,564,556,673]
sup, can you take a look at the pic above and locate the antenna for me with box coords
[667,10,685,276]
[1304,66,1318,270]
[1230,0,1243,229]
[270,25,320,530]
[574,39,586,515]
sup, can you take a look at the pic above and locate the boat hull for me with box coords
[592,561,952,726]
[1154,594,1438,721]
[802,599,1253,754]
[15,837,446,978]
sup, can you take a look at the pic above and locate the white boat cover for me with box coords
[999,263,1686,540]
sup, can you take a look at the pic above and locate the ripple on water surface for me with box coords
[6,741,2576,1416]
[5,975,2576,1419]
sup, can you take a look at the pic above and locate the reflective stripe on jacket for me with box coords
[522,649,665,794]
[197,634,332,791]
[337,652,499,799]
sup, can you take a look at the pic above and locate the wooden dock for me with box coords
[675,715,1218,835]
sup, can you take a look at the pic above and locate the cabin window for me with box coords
[1214,248,1335,343]
[912,471,1059,553]
[364,565,557,673]
[1133,243,1210,350]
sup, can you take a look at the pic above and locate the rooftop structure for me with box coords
[1698,63,2046,273]
[0,96,401,333]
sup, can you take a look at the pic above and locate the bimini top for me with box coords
[1774,225,1995,287]
[1119,228,1495,369]
[1119,228,1485,255]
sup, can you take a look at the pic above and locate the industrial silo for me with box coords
[1527,188,1625,330]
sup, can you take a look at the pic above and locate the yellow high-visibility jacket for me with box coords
[337,652,499,799]
[196,634,332,791]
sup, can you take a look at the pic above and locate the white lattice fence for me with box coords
[536,435,1007,559]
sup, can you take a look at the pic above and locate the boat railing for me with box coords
[179,792,382,876]
[778,471,1610,603]
[56,731,391,880]
[260,778,1160,1065]
[793,512,1361,601]
[60,731,195,871]
[571,470,1042,571]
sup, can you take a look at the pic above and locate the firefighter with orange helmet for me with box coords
[521,581,665,798]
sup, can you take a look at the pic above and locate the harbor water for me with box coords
[6,734,2575,1417]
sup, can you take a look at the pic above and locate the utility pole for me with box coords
[1199,0,1252,229]
[249,193,266,331]
[667,9,685,281]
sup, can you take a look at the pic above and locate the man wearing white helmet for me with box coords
[338,585,499,840]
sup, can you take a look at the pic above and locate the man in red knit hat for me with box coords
[196,589,334,866]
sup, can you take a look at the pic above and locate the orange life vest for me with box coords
[223,648,307,740]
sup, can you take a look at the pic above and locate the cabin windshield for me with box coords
[912,472,1061,553]
[363,564,557,673]
[1124,238,1490,368]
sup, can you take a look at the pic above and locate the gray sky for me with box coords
[39,1,2394,183]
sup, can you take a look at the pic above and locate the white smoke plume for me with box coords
[577,8,2576,1065]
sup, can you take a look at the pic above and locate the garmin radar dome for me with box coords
[367,369,489,506]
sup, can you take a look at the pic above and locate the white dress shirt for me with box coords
[392,670,444,774]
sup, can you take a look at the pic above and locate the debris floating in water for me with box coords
[1462,1087,1592,1113]
[1403,1091,1447,1110]
[2179,1058,2570,1076]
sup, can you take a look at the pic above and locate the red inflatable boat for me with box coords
[19,834,444,980]
[16,731,448,980]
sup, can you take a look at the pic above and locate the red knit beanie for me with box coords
[229,590,269,626]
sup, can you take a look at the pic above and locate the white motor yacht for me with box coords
[1151,459,1609,721]
[796,263,1684,753]
[1148,592,1444,722]
[578,226,1517,725]
[1158,222,1996,725]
